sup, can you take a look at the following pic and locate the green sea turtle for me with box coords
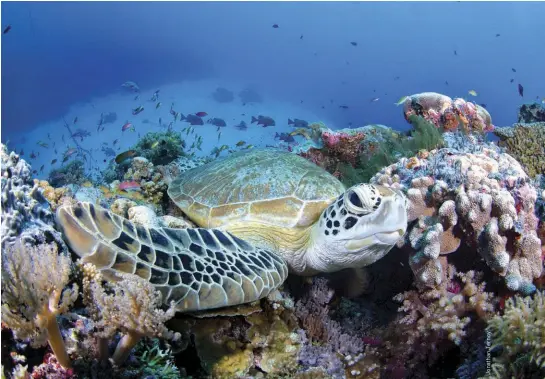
[56,149,408,312]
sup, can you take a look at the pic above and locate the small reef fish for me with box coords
[518,84,524,97]
[236,140,246,147]
[350,41,357,46]
[122,81,140,92]
[74,117,78,124]
[71,129,91,140]
[181,114,204,126]
[3,25,11,34]
[207,118,227,127]
[370,97,380,102]
[339,105,349,109]
[510,79,514,83]
[468,90,478,96]
[218,131,222,141]
[64,148,77,158]
[132,106,144,115]
[51,159,57,165]
[511,68,516,72]
[40,165,44,173]
[288,118,309,128]
[234,121,248,130]
[275,132,295,143]
[195,112,208,117]
[115,150,138,164]
[245,144,254,149]
[101,146,116,157]
[118,181,141,191]
[37,141,49,148]
[113,139,119,146]
[122,122,135,132]
[395,96,409,106]
[156,102,162,109]
[30,152,37,159]
[150,141,160,149]
[251,115,275,127]
[272,24,279,28]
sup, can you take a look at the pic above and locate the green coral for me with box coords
[494,122,545,178]
[48,159,89,187]
[486,290,545,378]
[133,339,182,379]
[339,116,444,186]
[133,130,186,166]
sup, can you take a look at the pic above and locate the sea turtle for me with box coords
[56,149,408,312]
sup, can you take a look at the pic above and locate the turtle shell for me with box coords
[168,149,346,229]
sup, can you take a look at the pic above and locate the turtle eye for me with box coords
[344,189,371,215]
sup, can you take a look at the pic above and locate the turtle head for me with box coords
[308,184,408,273]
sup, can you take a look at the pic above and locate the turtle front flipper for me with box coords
[56,202,288,312]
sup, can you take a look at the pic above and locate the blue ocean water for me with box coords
[1,1,544,176]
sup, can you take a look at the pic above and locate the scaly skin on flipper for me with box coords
[55,202,288,312]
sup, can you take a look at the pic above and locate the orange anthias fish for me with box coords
[195,112,207,117]
[122,122,134,132]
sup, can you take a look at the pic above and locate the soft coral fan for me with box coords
[1,239,78,368]
[82,263,180,366]
[372,146,542,294]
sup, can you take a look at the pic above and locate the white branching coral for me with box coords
[1,239,78,368]
[82,264,180,365]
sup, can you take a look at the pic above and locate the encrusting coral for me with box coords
[1,239,79,368]
[402,92,495,133]
[372,145,543,293]
[494,121,545,178]
[81,263,180,366]
[486,290,545,378]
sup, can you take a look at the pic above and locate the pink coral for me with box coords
[403,92,494,133]
[320,130,365,166]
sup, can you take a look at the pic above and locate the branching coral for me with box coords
[486,290,545,378]
[381,269,494,374]
[1,144,55,248]
[1,239,78,368]
[48,160,88,187]
[82,264,180,366]
[494,122,545,178]
[517,103,545,123]
[372,146,543,293]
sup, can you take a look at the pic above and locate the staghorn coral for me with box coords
[82,264,180,366]
[486,290,545,378]
[372,146,543,293]
[1,144,56,249]
[402,92,494,133]
[381,269,494,375]
[494,122,545,178]
[1,239,79,368]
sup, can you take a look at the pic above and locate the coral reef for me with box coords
[486,290,545,378]
[517,102,545,123]
[48,160,88,187]
[379,269,494,376]
[402,92,495,133]
[36,180,71,211]
[1,239,78,368]
[132,130,185,166]
[1,144,56,248]
[82,264,181,365]
[494,122,545,178]
[372,145,543,293]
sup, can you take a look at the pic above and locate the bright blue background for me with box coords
[2,1,544,143]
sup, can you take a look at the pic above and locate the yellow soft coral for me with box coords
[1,239,78,368]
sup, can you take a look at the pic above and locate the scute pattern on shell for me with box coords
[56,202,288,312]
[168,149,346,228]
